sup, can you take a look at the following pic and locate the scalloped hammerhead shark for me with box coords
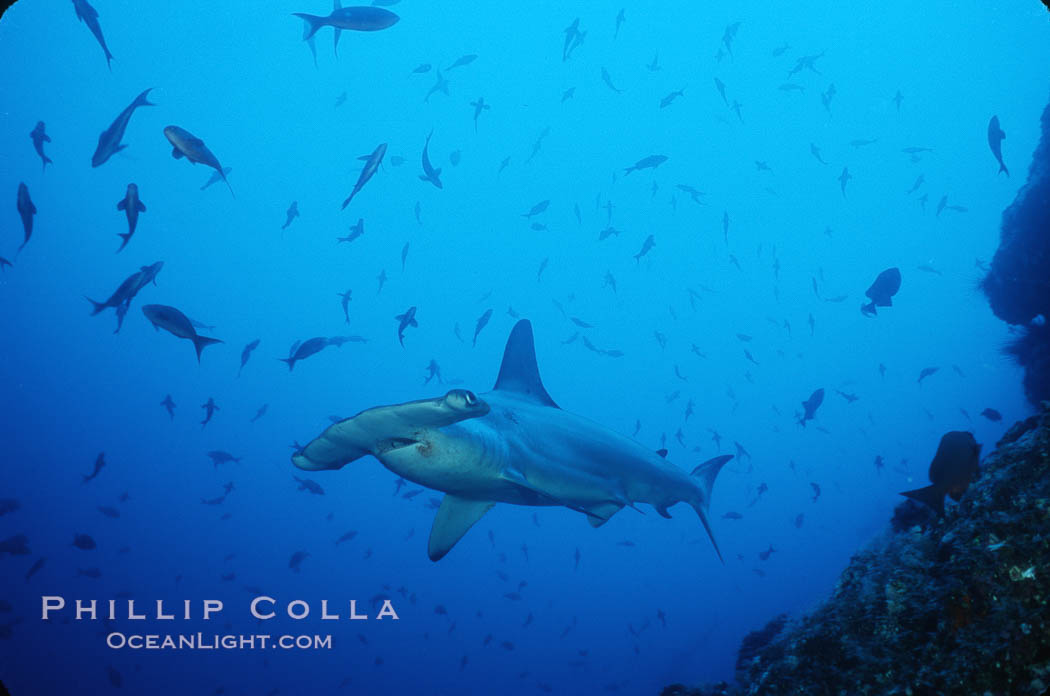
[293,320,730,561]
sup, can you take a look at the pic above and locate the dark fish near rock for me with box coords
[980,408,1002,422]
[343,143,386,208]
[861,267,901,317]
[16,182,36,254]
[280,336,331,371]
[798,388,824,427]
[164,126,234,196]
[115,183,146,252]
[987,115,1009,176]
[141,304,223,362]
[900,431,981,515]
[72,0,114,68]
[29,121,52,171]
[92,89,155,167]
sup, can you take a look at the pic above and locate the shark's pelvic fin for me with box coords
[493,320,559,408]
[586,502,624,527]
[428,495,494,561]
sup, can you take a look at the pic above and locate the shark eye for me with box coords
[463,391,477,406]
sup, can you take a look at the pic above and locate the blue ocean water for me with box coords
[1,1,1048,693]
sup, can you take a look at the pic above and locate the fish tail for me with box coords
[223,175,236,198]
[900,484,945,515]
[191,335,223,363]
[689,455,732,563]
[293,13,325,41]
[999,161,1009,176]
[116,232,132,252]
[278,357,295,371]
[85,296,107,316]
[42,155,52,171]
[135,88,156,108]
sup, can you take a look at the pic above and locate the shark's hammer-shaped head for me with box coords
[292,389,490,472]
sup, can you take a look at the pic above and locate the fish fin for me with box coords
[85,296,107,316]
[999,162,1009,176]
[586,502,623,527]
[357,155,373,161]
[655,448,668,458]
[136,200,146,212]
[434,167,442,177]
[134,88,154,108]
[191,335,223,363]
[172,147,184,159]
[117,199,127,211]
[428,495,493,561]
[278,357,295,372]
[900,484,945,515]
[492,320,559,407]
[688,455,731,563]
[116,232,132,252]
[333,28,342,57]
[293,13,325,41]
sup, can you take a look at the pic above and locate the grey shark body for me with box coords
[294,320,729,561]
[92,89,154,168]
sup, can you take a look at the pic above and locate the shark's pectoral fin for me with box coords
[428,495,494,561]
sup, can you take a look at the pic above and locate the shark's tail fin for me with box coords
[999,161,1009,177]
[85,296,107,315]
[116,232,133,252]
[689,454,732,563]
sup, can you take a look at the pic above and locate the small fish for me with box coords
[395,306,418,347]
[798,388,824,427]
[633,234,654,262]
[659,89,685,108]
[419,131,443,189]
[522,200,550,218]
[600,67,623,94]
[810,143,827,165]
[810,482,821,502]
[722,511,742,520]
[447,54,478,70]
[29,121,52,171]
[979,408,1002,422]
[93,89,155,167]
[424,69,449,102]
[838,167,852,197]
[142,304,222,362]
[337,289,352,324]
[164,126,234,196]
[97,506,120,519]
[900,431,981,514]
[987,116,1009,176]
[280,336,332,371]
[624,155,667,175]
[293,476,325,496]
[82,453,106,483]
[160,394,176,420]
[207,450,242,468]
[344,143,386,208]
[200,397,219,428]
[469,97,490,132]
[288,550,309,572]
[72,0,114,68]
[917,367,939,385]
[25,557,45,582]
[250,404,268,423]
[338,218,365,244]
[115,183,147,252]
[401,242,410,270]
[238,339,260,376]
[282,201,299,230]
[16,182,36,253]
[293,5,399,60]
[473,309,493,347]
[412,63,431,74]
[72,534,96,550]
[758,545,776,561]
[861,267,901,317]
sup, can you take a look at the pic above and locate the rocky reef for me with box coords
[663,405,1050,696]
[982,92,1050,406]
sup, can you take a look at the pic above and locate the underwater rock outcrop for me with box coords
[982,92,1050,406]
[666,405,1050,696]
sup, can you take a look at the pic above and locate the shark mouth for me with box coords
[375,436,424,455]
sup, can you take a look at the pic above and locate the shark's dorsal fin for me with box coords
[493,320,558,407]
[428,495,493,561]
